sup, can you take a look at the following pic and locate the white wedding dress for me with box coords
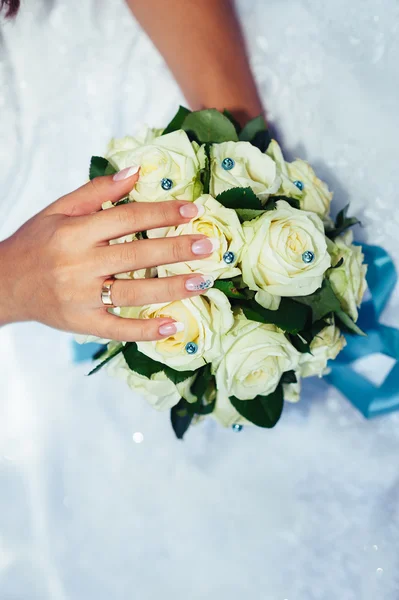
[1,1,399,598]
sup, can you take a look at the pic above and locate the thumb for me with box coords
[47,165,140,217]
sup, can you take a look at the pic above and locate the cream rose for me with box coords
[298,320,346,378]
[328,231,367,322]
[106,351,196,410]
[157,194,245,280]
[107,126,163,155]
[212,390,248,428]
[241,201,331,309]
[267,140,333,219]
[214,317,300,401]
[119,289,234,371]
[283,380,301,403]
[107,130,204,202]
[210,141,281,200]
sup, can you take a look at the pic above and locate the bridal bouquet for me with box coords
[82,107,367,438]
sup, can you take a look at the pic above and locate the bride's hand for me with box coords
[0,168,216,341]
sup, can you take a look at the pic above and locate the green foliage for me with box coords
[280,370,297,384]
[335,309,367,336]
[171,399,194,440]
[223,109,242,135]
[162,105,192,135]
[122,342,164,377]
[267,195,301,210]
[242,298,311,334]
[214,280,249,300]
[89,156,116,180]
[238,115,271,152]
[230,383,284,428]
[163,366,195,385]
[182,109,238,143]
[326,205,361,240]
[294,280,341,323]
[216,186,262,210]
[87,344,123,375]
[201,143,211,194]
[235,208,265,222]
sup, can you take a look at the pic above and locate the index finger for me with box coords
[82,200,203,243]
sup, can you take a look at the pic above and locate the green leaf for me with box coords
[216,186,262,210]
[242,298,311,334]
[89,156,117,180]
[92,344,108,360]
[214,280,248,300]
[230,383,284,428]
[238,115,271,152]
[163,366,195,385]
[280,370,297,384]
[268,195,301,210]
[326,205,361,240]
[114,198,130,206]
[122,343,165,377]
[182,109,239,143]
[201,143,211,194]
[289,319,329,354]
[235,208,265,223]
[162,105,192,136]
[87,344,124,375]
[223,109,242,135]
[191,398,216,415]
[335,309,367,336]
[294,280,341,323]
[190,364,212,402]
[170,399,194,439]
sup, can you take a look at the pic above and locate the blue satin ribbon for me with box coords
[72,245,399,419]
[327,244,399,418]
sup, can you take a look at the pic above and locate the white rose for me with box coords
[298,320,346,378]
[119,289,234,371]
[106,130,204,202]
[267,140,333,219]
[212,389,248,428]
[157,195,245,280]
[107,352,195,411]
[241,201,331,309]
[210,141,281,200]
[283,380,301,403]
[215,317,300,400]
[107,126,164,155]
[328,231,368,321]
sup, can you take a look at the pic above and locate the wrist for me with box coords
[0,239,17,326]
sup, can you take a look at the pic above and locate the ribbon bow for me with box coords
[327,244,399,417]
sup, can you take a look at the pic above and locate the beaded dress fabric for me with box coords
[0,1,398,598]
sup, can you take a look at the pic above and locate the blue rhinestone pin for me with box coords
[232,424,243,432]
[293,180,304,191]
[161,178,173,190]
[302,250,315,264]
[185,342,198,355]
[221,157,235,171]
[223,251,235,265]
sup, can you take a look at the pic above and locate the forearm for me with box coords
[126,0,263,126]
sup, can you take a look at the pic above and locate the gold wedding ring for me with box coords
[101,277,116,307]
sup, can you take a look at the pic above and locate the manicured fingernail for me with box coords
[158,321,185,337]
[185,275,215,292]
[191,237,220,255]
[113,164,140,181]
[179,203,205,219]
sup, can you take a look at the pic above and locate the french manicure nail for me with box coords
[113,164,140,181]
[191,237,220,255]
[158,321,185,337]
[179,203,205,219]
[185,275,215,292]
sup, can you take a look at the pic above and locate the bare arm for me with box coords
[126,0,263,126]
